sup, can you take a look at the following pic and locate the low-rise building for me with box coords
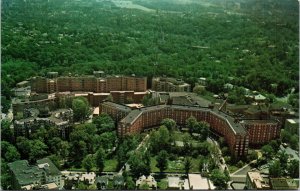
[95,176,109,190]
[14,108,73,139]
[8,158,64,190]
[136,175,157,189]
[36,158,64,188]
[245,171,270,190]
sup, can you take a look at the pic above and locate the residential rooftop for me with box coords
[8,160,44,186]
[36,158,61,176]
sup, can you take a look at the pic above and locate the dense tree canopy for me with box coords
[72,97,91,122]
[1,0,298,106]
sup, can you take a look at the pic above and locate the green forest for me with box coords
[1,0,299,101]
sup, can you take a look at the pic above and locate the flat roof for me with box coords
[36,158,61,176]
[8,160,44,186]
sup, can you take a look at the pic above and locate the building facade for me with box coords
[99,101,132,122]
[152,77,191,92]
[31,73,147,93]
[241,120,280,145]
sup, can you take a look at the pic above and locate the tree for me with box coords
[97,132,117,151]
[184,157,192,175]
[210,169,229,190]
[261,145,274,158]
[287,159,299,178]
[29,140,48,163]
[149,126,170,154]
[95,148,105,175]
[269,140,280,151]
[1,96,11,114]
[77,182,88,190]
[186,116,197,134]
[48,154,62,170]
[82,155,95,173]
[125,176,136,190]
[140,183,149,190]
[72,97,90,121]
[1,121,13,143]
[156,150,168,173]
[128,151,150,179]
[237,160,244,168]
[269,160,282,178]
[221,147,229,156]
[70,140,87,167]
[2,141,20,162]
[16,137,31,159]
[278,151,289,169]
[161,118,176,131]
[199,121,210,141]
[218,137,226,148]
[92,113,115,134]
[289,135,299,150]
[281,130,292,143]
[193,85,206,95]
[60,141,70,158]
[5,145,21,162]
[198,156,206,172]
[247,150,258,161]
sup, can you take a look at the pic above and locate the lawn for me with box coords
[150,157,200,173]
[104,159,118,172]
[68,159,118,172]
[228,165,239,173]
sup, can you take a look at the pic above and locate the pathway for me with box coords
[118,134,150,174]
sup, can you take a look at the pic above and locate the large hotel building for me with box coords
[100,102,280,158]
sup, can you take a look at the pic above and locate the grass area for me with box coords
[228,165,239,173]
[150,157,160,172]
[104,159,118,172]
[150,157,200,173]
[68,159,118,172]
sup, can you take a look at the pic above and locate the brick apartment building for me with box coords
[99,101,132,122]
[117,104,249,157]
[31,72,147,93]
[152,77,191,92]
[100,102,280,158]
[241,120,280,146]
